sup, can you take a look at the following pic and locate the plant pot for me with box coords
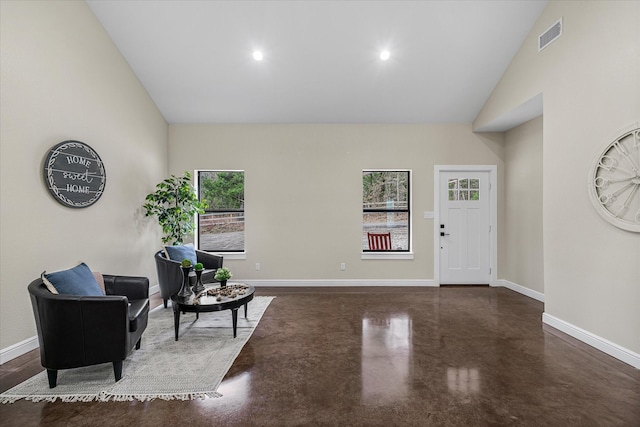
[192,269,205,294]
[220,279,227,289]
[176,265,193,299]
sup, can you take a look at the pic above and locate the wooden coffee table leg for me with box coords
[232,308,238,338]
[173,305,181,341]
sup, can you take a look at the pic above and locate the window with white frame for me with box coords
[362,170,410,252]
[196,170,244,252]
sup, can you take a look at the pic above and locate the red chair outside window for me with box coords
[367,232,392,251]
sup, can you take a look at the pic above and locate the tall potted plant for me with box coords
[143,171,207,245]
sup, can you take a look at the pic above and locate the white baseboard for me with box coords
[0,336,39,365]
[149,284,160,295]
[542,312,640,369]
[245,279,437,287]
[497,282,640,369]
[495,279,544,302]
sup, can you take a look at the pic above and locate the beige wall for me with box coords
[0,1,168,350]
[475,1,640,354]
[5,0,635,367]
[503,116,544,294]
[169,124,505,281]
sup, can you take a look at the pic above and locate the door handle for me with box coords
[440,232,450,237]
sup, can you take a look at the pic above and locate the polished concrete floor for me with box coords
[1,286,639,426]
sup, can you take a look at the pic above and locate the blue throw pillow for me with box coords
[43,262,104,296]
[163,243,197,265]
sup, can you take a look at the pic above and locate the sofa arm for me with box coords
[103,275,149,300]
[196,250,223,270]
[31,291,130,368]
[77,296,130,362]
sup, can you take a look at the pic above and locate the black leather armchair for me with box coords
[28,275,150,388]
[154,250,223,308]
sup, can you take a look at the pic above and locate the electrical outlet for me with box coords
[340,262,346,271]
[255,263,261,271]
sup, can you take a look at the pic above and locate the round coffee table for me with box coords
[171,282,255,340]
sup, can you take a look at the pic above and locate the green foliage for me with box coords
[143,171,208,245]
[200,171,244,210]
[181,259,192,268]
[194,262,204,271]
[214,267,232,281]
[363,171,408,207]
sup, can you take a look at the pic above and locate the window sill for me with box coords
[361,252,414,260]
[218,252,247,260]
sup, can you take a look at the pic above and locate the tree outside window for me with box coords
[196,171,245,252]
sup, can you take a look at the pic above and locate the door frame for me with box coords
[434,165,497,286]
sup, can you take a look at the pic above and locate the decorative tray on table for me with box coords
[193,283,249,303]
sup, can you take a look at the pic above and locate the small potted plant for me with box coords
[192,262,205,294]
[214,267,232,288]
[177,259,193,299]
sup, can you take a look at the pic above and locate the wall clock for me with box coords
[43,140,106,208]
[588,123,640,232]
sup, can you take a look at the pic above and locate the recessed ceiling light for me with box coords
[253,50,264,61]
[380,50,390,61]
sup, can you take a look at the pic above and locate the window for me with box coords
[362,170,410,252]
[448,178,480,201]
[196,171,245,252]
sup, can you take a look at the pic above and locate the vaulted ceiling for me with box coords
[87,0,547,125]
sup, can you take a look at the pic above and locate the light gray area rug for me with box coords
[0,296,274,403]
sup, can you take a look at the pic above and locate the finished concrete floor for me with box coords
[1,286,638,426]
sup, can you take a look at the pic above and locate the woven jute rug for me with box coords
[0,296,274,403]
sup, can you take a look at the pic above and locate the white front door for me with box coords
[438,170,491,284]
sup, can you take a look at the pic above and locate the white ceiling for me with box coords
[87,0,547,125]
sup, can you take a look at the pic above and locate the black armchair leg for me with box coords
[47,369,58,388]
[113,361,123,382]
[136,338,142,350]
[163,299,168,308]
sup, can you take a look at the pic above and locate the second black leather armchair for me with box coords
[154,249,223,308]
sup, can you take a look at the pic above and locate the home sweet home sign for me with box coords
[43,141,106,208]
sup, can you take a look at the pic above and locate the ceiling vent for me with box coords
[538,18,563,51]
